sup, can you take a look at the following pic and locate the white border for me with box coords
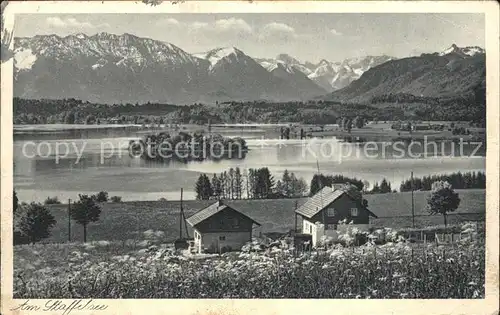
[1,2,498,315]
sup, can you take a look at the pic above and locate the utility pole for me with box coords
[294,200,298,234]
[68,199,71,242]
[411,171,415,228]
[179,188,183,239]
[245,169,249,200]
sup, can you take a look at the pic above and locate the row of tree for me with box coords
[16,96,484,126]
[197,169,482,201]
[195,168,309,200]
[369,179,393,194]
[399,171,486,192]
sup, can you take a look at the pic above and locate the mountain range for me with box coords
[255,54,395,93]
[13,32,485,105]
[324,44,486,103]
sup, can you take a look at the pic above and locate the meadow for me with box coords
[40,189,485,244]
[13,222,484,298]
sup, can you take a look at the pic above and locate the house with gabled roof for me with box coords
[186,200,261,253]
[295,186,378,247]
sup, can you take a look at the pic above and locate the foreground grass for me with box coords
[14,225,484,299]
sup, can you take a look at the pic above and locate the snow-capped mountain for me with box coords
[13,34,485,104]
[258,54,395,92]
[194,48,325,100]
[14,34,326,103]
[274,54,315,76]
[14,33,210,104]
[307,56,395,91]
[256,56,326,96]
[438,43,485,58]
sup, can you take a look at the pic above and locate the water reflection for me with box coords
[13,130,486,202]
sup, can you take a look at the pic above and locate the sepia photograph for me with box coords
[1,1,499,313]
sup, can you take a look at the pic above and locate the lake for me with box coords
[13,124,486,203]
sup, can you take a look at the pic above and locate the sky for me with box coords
[14,13,485,63]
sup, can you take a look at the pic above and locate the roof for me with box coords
[186,200,261,227]
[295,187,344,218]
[295,186,378,219]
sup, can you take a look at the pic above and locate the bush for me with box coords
[44,196,61,205]
[17,202,57,244]
[95,191,109,203]
[110,196,122,203]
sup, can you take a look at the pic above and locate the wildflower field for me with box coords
[14,223,485,299]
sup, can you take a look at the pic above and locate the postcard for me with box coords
[1,1,498,314]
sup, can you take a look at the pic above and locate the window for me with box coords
[350,208,359,216]
[327,208,336,217]
[219,236,226,241]
[233,217,240,228]
[309,225,312,233]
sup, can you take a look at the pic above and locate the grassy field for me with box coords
[38,189,485,244]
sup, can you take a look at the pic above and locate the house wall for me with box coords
[302,221,371,247]
[310,193,370,226]
[193,229,203,253]
[301,192,373,246]
[200,231,252,253]
[195,208,254,233]
[302,219,319,245]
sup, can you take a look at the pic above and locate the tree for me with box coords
[234,167,243,199]
[211,173,222,200]
[71,194,102,242]
[195,174,213,200]
[220,172,227,199]
[290,173,308,197]
[426,181,460,227]
[228,168,235,199]
[341,117,349,130]
[280,169,293,197]
[85,115,96,124]
[354,116,365,128]
[379,178,392,193]
[44,196,61,205]
[64,111,76,124]
[18,202,56,244]
[110,196,122,203]
[255,167,275,199]
[248,168,257,199]
[309,174,324,196]
[346,119,352,133]
[275,180,284,197]
[95,191,109,202]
